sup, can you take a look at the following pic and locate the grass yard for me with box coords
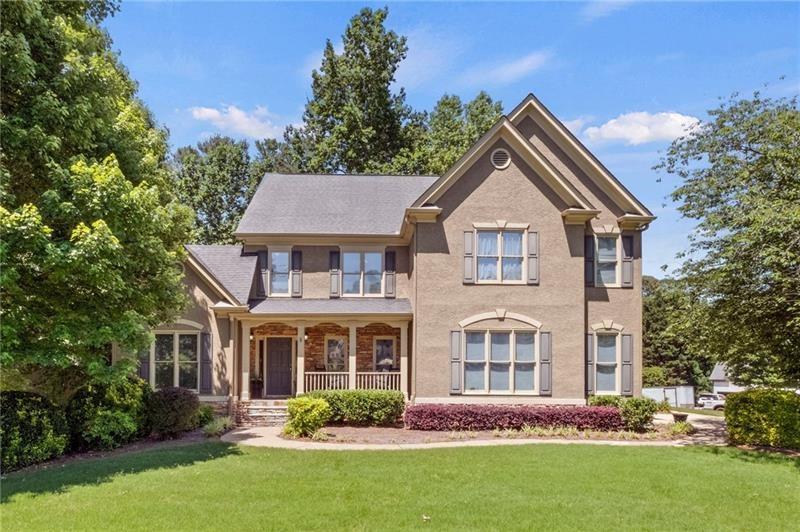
[3,442,798,531]
[672,407,726,417]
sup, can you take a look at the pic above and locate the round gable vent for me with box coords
[491,148,511,170]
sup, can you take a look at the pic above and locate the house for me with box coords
[710,363,746,395]
[121,94,654,417]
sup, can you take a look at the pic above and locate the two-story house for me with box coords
[125,94,654,418]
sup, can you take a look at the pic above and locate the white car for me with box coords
[696,393,726,410]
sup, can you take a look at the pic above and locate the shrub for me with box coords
[66,376,150,450]
[147,388,200,438]
[620,397,659,432]
[195,404,215,428]
[668,421,696,436]
[403,404,624,431]
[284,397,331,437]
[587,395,624,408]
[202,416,234,437]
[1,391,69,471]
[725,389,800,450]
[306,390,405,426]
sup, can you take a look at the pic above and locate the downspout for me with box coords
[412,228,419,402]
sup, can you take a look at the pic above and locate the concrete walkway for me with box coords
[222,412,727,451]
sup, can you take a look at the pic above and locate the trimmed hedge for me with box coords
[66,376,151,450]
[1,391,69,472]
[285,397,331,437]
[306,390,405,426]
[147,387,200,438]
[726,389,800,450]
[403,404,624,431]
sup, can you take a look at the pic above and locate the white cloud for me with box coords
[562,116,593,135]
[459,50,552,87]
[579,0,635,22]
[189,105,285,139]
[583,111,699,145]
[395,26,465,89]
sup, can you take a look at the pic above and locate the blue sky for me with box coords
[103,1,800,276]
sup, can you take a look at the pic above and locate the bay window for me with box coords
[342,250,383,296]
[476,230,524,283]
[464,330,538,393]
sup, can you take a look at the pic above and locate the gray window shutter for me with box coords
[329,250,341,298]
[539,331,552,396]
[463,230,475,284]
[586,333,594,396]
[621,235,634,288]
[450,330,462,394]
[137,349,149,382]
[384,250,396,299]
[621,333,633,396]
[257,250,268,297]
[584,236,594,287]
[527,231,539,285]
[291,250,303,298]
[200,332,212,394]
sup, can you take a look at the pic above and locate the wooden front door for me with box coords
[266,338,292,396]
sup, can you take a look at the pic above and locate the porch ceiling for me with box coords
[247,298,412,316]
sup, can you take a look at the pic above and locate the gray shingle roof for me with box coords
[185,245,257,305]
[236,173,438,236]
[709,363,728,381]
[248,298,412,315]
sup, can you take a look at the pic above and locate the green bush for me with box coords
[587,395,624,408]
[285,397,331,437]
[195,404,215,428]
[1,391,69,472]
[66,376,150,450]
[668,421,696,436]
[306,390,405,426]
[725,389,800,450]
[620,397,660,432]
[202,416,234,437]
[147,388,200,438]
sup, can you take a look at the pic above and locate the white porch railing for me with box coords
[305,372,349,392]
[356,371,401,391]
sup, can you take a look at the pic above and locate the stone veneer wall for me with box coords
[303,322,401,372]
[356,323,401,371]
[304,323,349,372]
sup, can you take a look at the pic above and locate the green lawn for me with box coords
[671,407,726,417]
[3,442,798,531]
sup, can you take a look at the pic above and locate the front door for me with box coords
[266,338,292,396]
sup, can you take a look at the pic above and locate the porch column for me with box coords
[348,322,357,390]
[399,321,409,399]
[296,323,305,395]
[241,322,251,400]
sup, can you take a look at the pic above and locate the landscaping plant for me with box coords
[403,405,624,431]
[306,390,405,426]
[620,397,660,432]
[0,391,69,471]
[202,416,235,438]
[587,395,624,408]
[195,404,216,428]
[147,388,200,438]
[725,388,800,450]
[284,397,331,437]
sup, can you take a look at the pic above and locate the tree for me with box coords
[300,7,417,173]
[642,277,713,390]
[0,1,193,391]
[656,90,800,386]
[174,136,255,244]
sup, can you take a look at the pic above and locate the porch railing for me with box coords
[356,371,401,391]
[304,372,349,392]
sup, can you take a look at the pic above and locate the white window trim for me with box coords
[372,336,397,371]
[472,228,527,285]
[324,334,348,372]
[595,234,621,288]
[593,331,622,395]
[462,328,539,395]
[339,246,385,298]
[267,246,292,297]
[150,330,200,392]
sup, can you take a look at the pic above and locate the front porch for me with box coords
[240,319,410,400]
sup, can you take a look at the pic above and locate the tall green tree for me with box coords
[642,277,713,389]
[0,0,193,390]
[174,136,256,244]
[656,90,800,386]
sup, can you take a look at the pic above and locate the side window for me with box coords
[269,250,290,295]
[475,230,525,283]
[149,332,200,391]
[596,236,619,286]
[595,333,619,393]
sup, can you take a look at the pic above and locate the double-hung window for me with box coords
[595,236,619,286]
[464,330,537,394]
[373,337,396,372]
[595,334,619,394]
[269,249,290,295]
[476,230,524,283]
[151,332,200,391]
[342,250,383,296]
